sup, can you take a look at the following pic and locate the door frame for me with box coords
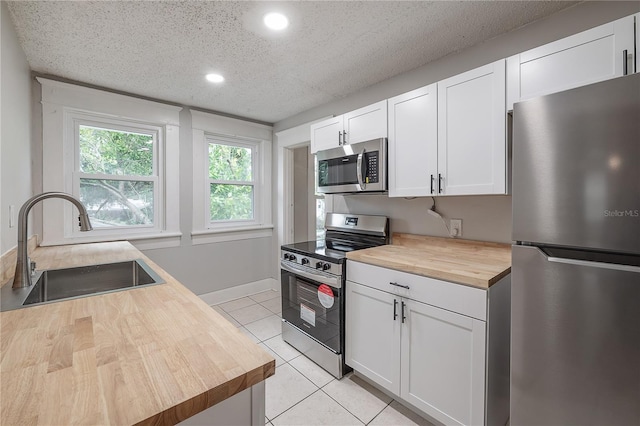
[274,118,331,277]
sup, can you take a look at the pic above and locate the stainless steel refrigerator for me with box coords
[511,73,640,425]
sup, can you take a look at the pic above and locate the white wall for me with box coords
[273,1,640,245]
[1,2,32,255]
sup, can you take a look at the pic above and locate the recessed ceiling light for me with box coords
[264,12,288,31]
[205,73,224,83]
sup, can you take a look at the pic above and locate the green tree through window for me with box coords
[209,142,254,221]
[78,125,156,227]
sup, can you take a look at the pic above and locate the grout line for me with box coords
[269,388,323,425]
[321,385,382,426]
[365,399,393,425]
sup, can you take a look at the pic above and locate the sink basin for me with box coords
[0,259,164,312]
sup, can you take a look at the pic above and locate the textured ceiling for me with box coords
[8,1,577,124]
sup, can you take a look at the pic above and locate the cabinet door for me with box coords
[507,15,635,110]
[345,280,401,395]
[343,100,387,145]
[401,299,486,426]
[437,59,506,196]
[310,116,343,153]
[388,85,438,197]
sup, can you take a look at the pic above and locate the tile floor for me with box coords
[211,290,435,426]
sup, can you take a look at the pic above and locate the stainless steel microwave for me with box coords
[316,138,387,194]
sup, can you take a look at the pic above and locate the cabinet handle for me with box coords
[389,281,410,289]
[438,173,443,194]
[430,174,435,194]
[338,131,343,145]
[401,301,406,323]
[623,49,629,76]
[393,299,398,321]
[343,130,347,144]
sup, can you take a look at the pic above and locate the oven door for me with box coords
[280,263,342,353]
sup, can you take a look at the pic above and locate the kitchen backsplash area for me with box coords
[330,194,512,243]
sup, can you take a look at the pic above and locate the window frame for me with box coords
[191,110,273,245]
[71,114,163,235]
[206,136,260,227]
[38,77,181,249]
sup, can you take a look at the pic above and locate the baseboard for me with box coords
[198,278,279,306]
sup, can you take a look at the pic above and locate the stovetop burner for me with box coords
[280,240,348,263]
[281,213,390,263]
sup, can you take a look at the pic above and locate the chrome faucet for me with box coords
[13,192,93,288]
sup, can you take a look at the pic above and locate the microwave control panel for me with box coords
[365,151,379,184]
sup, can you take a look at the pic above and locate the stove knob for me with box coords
[322,263,331,271]
[289,254,297,262]
[316,261,324,270]
[284,253,290,260]
[301,258,310,266]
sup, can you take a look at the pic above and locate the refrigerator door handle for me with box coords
[542,250,640,273]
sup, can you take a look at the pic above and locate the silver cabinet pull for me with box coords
[393,299,398,321]
[401,301,406,323]
[343,130,348,144]
[389,281,410,289]
[338,131,343,145]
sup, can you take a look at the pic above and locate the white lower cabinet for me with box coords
[400,299,486,426]
[345,281,401,395]
[346,260,510,426]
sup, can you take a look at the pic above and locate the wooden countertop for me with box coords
[346,233,511,289]
[0,241,275,425]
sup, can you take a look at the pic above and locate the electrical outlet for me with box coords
[450,219,462,237]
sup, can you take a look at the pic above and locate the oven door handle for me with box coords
[280,261,341,288]
[356,148,366,190]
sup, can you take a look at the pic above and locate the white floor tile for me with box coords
[210,305,241,327]
[369,400,435,426]
[218,296,257,312]
[245,315,283,341]
[238,327,260,343]
[259,343,285,367]
[250,290,281,303]
[260,297,282,315]
[288,355,334,388]
[323,373,393,424]
[227,304,273,325]
[263,334,301,362]
[272,390,363,426]
[265,364,317,420]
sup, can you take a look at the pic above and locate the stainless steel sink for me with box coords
[0,259,164,312]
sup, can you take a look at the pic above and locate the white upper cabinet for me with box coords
[310,115,344,154]
[437,59,507,196]
[507,15,636,110]
[388,85,438,197]
[310,100,387,153]
[344,100,387,145]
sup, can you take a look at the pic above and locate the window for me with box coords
[191,110,273,243]
[207,139,257,223]
[75,121,160,229]
[38,77,181,248]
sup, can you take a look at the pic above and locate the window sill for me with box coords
[191,225,274,245]
[41,231,183,250]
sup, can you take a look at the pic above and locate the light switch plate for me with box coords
[450,219,462,237]
[9,205,16,228]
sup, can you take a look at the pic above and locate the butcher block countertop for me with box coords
[0,241,275,425]
[346,233,512,289]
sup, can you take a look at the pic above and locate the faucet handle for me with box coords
[30,260,37,276]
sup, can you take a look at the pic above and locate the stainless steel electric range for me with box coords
[280,213,389,378]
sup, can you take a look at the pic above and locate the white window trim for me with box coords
[191,110,273,245]
[38,78,181,249]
